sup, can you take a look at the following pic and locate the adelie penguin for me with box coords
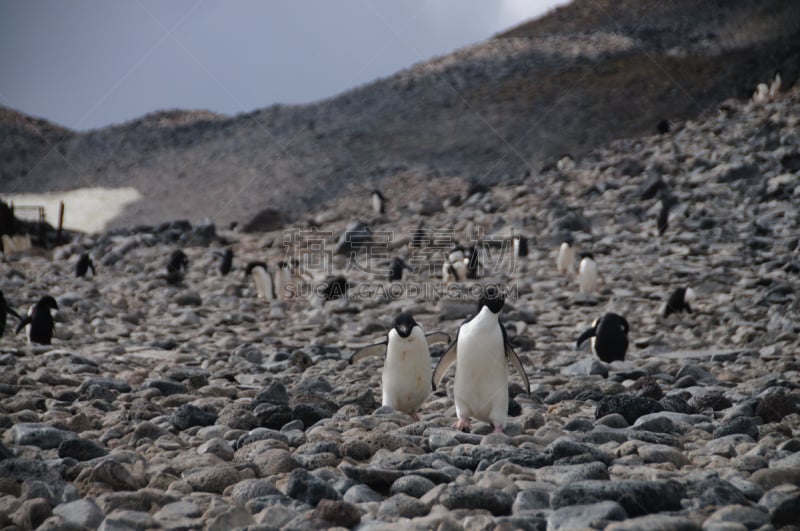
[16,295,59,345]
[75,253,96,278]
[433,287,530,433]
[166,250,189,285]
[349,313,449,418]
[214,248,234,276]
[664,287,696,318]
[512,235,529,260]
[371,190,386,215]
[388,257,411,282]
[556,239,575,275]
[576,313,630,363]
[0,290,22,338]
[245,261,274,300]
[577,252,598,293]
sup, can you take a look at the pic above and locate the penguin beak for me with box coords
[576,327,596,349]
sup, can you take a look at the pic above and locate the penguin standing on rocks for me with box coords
[245,262,274,300]
[664,287,696,317]
[166,250,189,285]
[556,239,575,275]
[433,287,530,433]
[349,313,449,418]
[0,291,22,337]
[388,257,411,282]
[371,190,386,215]
[75,253,96,278]
[322,276,349,302]
[214,249,234,276]
[577,252,599,293]
[576,313,630,363]
[16,295,59,345]
[513,235,529,260]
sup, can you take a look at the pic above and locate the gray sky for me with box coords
[0,0,568,131]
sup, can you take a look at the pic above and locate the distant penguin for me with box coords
[433,287,530,433]
[0,291,22,337]
[577,252,598,293]
[769,71,782,99]
[513,235,529,260]
[322,276,349,301]
[245,261,274,300]
[388,257,411,282]
[349,313,450,418]
[442,257,468,284]
[371,190,386,215]
[465,246,480,280]
[557,240,575,275]
[75,253,96,278]
[410,221,427,248]
[664,287,696,317]
[166,250,189,285]
[576,312,630,363]
[658,193,678,236]
[215,249,234,275]
[273,261,294,299]
[656,119,671,135]
[16,295,59,345]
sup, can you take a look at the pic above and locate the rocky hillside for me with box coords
[2,0,799,230]
[0,84,798,528]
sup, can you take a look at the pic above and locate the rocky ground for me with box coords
[1,89,800,530]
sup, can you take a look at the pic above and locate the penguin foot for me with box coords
[453,419,471,432]
[493,425,505,434]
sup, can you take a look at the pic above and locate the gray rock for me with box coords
[547,500,627,530]
[98,509,155,531]
[310,499,361,528]
[173,291,202,306]
[12,497,52,530]
[551,479,685,516]
[439,484,514,515]
[758,484,800,528]
[197,437,234,461]
[141,378,188,396]
[183,466,239,493]
[596,395,664,424]
[378,493,431,518]
[637,444,690,467]
[605,514,701,530]
[687,478,749,509]
[91,459,145,491]
[285,468,340,506]
[512,488,550,513]
[703,504,770,529]
[206,507,255,531]
[229,478,281,506]
[171,403,218,430]
[10,423,77,449]
[713,416,760,439]
[545,437,614,465]
[562,358,609,377]
[535,462,609,485]
[390,475,436,498]
[344,483,384,504]
[152,500,202,521]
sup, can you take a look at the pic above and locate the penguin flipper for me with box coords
[425,332,451,347]
[505,342,531,394]
[576,327,596,349]
[432,334,458,390]
[7,307,22,321]
[15,315,31,335]
[348,342,387,364]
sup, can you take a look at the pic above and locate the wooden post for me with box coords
[57,201,65,245]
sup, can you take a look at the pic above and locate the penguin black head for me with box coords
[579,252,595,261]
[389,257,410,281]
[371,190,384,200]
[323,276,349,301]
[75,253,96,278]
[392,312,418,338]
[664,287,695,317]
[217,249,234,275]
[168,250,189,271]
[465,246,480,279]
[38,295,59,311]
[479,286,505,314]
[514,235,529,257]
[245,261,268,277]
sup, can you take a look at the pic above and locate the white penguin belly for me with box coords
[454,314,508,425]
[382,328,432,413]
[578,259,598,293]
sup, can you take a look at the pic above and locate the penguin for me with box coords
[576,312,629,363]
[75,253,96,278]
[769,71,782,99]
[16,295,59,345]
[577,252,598,293]
[214,248,234,275]
[322,276,349,301]
[556,239,575,275]
[442,257,468,284]
[664,287,696,317]
[433,288,531,433]
[388,257,411,282]
[658,192,678,236]
[273,261,293,300]
[0,290,22,337]
[465,246,480,280]
[513,235,529,260]
[349,313,450,418]
[371,190,386,215]
[410,221,427,248]
[656,119,671,135]
[245,261,274,300]
[166,250,189,285]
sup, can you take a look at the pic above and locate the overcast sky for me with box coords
[0,1,568,131]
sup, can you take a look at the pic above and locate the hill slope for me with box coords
[1,0,799,229]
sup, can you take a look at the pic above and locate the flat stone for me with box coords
[52,499,104,530]
[10,423,77,449]
[606,514,701,530]
[439,484,514,515]
[551,479,685,516]
[547,500,627,530]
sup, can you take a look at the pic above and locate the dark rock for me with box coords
[130,421,167,443]
[513,488,551,512]
[713,416,760,439]
[173,291,202,306]
[171,404,217,431]
[689,392,731,412]
[390,475,437,498]
[251,381,290,407]
[660,396,697,414]
[755,390,798,423]
[9,423,77,450]
[311,499,361,528]
[234,428,289,450]
[631,377,663,400]
[595,395,664,425]
[229,478,282,506]
[545,437,613,465]
[341,440,371,461]
[76,377,131,396]
[58,439,107,461]
[285,468,340,506]
[141,379,188,396]
[253,404,293,430]
[340,463,451,492]
[703,504,770,529]
[551,479,685,516]
[687,478,749,509]
[241,208,284,233]
[759,485,800,527]
[439,485,513,515]
[12,498,52,530]
[290,394,338,426]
